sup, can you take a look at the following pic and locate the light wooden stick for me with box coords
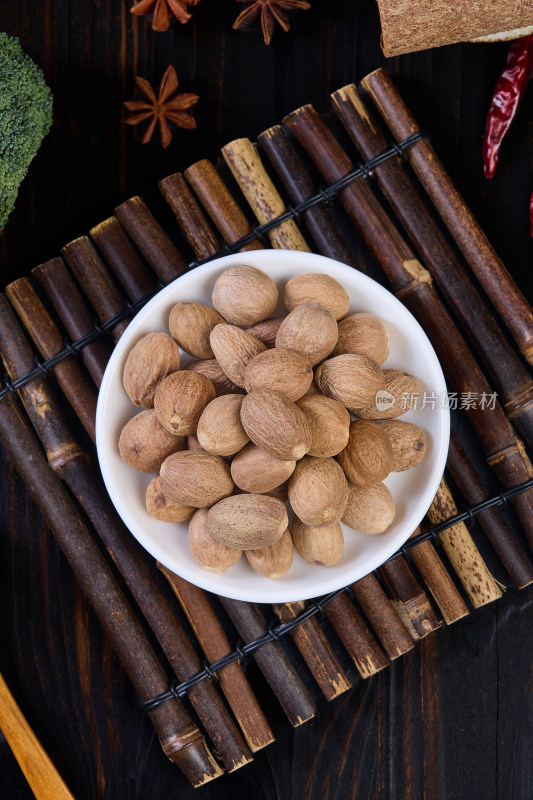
[0,672,75,800]
[221,138,311,252]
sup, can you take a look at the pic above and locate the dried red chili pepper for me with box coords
[482,35,533,179]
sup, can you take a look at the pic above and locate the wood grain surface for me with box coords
[1,1,532,798]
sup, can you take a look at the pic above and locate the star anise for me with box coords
[124,66,199,148]
[130,0,201,31]
[232,0,311,45]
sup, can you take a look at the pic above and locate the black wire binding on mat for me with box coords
[0,131,426,403]
[140,476,533,713]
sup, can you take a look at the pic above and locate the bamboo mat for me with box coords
[1,68,533,787]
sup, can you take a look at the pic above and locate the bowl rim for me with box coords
[96,250,450,603]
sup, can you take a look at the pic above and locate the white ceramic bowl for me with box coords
[96,250,449,603]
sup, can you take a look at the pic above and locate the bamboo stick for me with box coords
[272,601,352,700]
[61,237,130,343]
[257,125,360,268]
[159,567,275,752]
[426,478,503,606]
[218,598,316,727]
[0,393,222,787]
[221,138,311,252]
[0,295,253,774]
[0,671,75,800]
[379,559,441,639]
[324,593,389,678]
[90,216,157,301]
[331,83,533,449]
[349,574,415,657]
[446,432,533,588]
[184,159,263,252]
[32,258,111,388]
[159,173,220,261]
[114,196,187,283]
[407,527,469,625]
[360,68,533,367]
[5,278,98,442]
[282,104,533,551]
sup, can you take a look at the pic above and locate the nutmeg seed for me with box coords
[212,264,279,326]
[342,482,396,534]
[230,442,295,493]
[154,370,216,436]
[378,420,427,471]
[244,348,313,401]
[291,518,344,566]
[210,324,266,388]
[245,528,294,578]
[275,303,338,366]
[196,394,249,456]
[145,475,195,522]
[118,409,186,473]
[315,353,385,411]
[185,358,245,396]
[296,394,350,457]
[332,312,390,365]
[169,302,226,359]
[206,494,288,550]
[354,369,421,420]
[245,317,284,348]
[160,450,234,507]
[188,508,242,573]
[337,419,393,488]
[283,273,350,320]
[122,332,181,408]
[288,456,348,527]
[240,389,312,461]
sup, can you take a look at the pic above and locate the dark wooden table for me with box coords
[1,2,533,798]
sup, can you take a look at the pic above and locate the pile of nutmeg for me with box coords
[118,266,426,579]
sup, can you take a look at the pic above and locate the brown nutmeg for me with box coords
[291,518,344,566]
[169,302,226,359]
[378,420,427,471]
[118,409,185,473]
[288,456,348,527]
[160,450,234,507]
[275,303,338,366]
[337,419,393,488]
[354,369,421,420]
[212,264,278,326]
[245,528,294,578]
[188,508,242,573]
[122,332,181,408]
[296,394,350,457]
[196,394,249,456]
[240,389,312,461]
[184,358,245,396]
[145,475,194,522]
[263,480,289,503]
[283,273,350,320]
[206,494,288,550]
[332,312,390,365]
[154,370,216,436]
[342,482,396,534]
[244,348,313,401]
[210,324,266,388]
[230,442,295,493]
[315,353,385,411]
[245,317,284,348]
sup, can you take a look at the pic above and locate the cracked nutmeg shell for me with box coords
[206,494,288,550]
[122,332,181,408]
[338,419,393,488]
[315,353,385,411]
[159,450,234,507]
[288,456,349,527]
[154,369,216,436]
[211,264,279,326]
[240,389,312,461]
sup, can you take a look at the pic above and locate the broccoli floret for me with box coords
[0,33,53,231]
